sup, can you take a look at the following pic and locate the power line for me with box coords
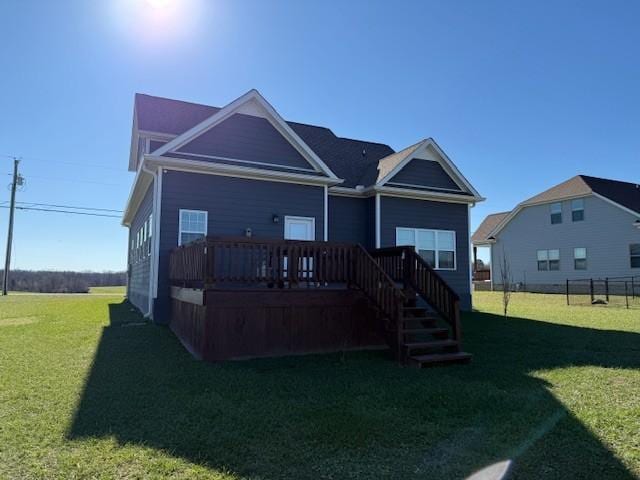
[1,153,121,171]
[0,205,121,218]
[15,202,123,213]
[7,173,121,187]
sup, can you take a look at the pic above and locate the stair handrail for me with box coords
[372,246,461,343]
[351,244,406,360]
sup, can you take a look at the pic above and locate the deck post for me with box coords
[590,278,594,303]
[565,279,570,306]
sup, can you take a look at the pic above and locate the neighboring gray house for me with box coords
[473,175,640,292]
[123,89,483,322]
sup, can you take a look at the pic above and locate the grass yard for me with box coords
[0,292,638,479]
[88,285,126,295]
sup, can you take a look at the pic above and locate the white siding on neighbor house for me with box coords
[492,194,640,287]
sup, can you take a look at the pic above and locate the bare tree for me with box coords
[499,248,512,318]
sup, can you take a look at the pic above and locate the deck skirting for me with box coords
[170,289,387,362]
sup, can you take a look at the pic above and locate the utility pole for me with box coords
[3,158,22,295]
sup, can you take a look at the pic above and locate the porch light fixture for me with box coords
[272,214,280,224]
[245,228,252,238]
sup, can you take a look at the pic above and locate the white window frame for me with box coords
[178,209,208,246]
[571,199,585,222]
[537,249,560,271]
[631,244,640,269]
[573,247,587,270]
[550,202,562,225]
[395,227,457,271]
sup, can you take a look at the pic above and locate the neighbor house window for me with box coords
[574,248,587,270]
[571,199,585,222]
[396,227,456,270]
[631,244,640,268]
[178,209,207,246]
[550,203,562,224]
[537,249,560,271]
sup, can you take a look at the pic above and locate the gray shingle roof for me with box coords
[474,174,640,244]
[471,211,510,244]
[134,93,394,187]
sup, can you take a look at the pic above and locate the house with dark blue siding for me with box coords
[122,89,484,367]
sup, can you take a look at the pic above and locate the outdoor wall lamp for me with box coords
[272,214,280,224]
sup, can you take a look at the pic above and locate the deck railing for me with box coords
[170,237,404,354]
[371,246,461,342]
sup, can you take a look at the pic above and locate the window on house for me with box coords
[574,247,587,270]
[537,249,560,271]
[396,227,456,270]
[537,250,548,271]
[631,244,640,268]
[550,203,562,224]
[571,199,585,222]
[179,209,207,246]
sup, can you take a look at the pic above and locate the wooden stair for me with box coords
[400,304,472,367]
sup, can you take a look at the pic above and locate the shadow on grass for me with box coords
[67,301,639,479]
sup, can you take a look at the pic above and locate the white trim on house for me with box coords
[377,186,481,204]
[152,89,340,180]
[164,150,319,173]
[147,155,342,186]
[323,185,328,241]
[152,167,162,299]
[178,209,208,246]
[386,181,464,193]
[327,185,481,204]
[395,227,458,271]
[376,138,483,200]
[146,166,158,316]
[591,192,640,221]
[468,203,473,308]
[375,193,381,248]
[327,186,368,197]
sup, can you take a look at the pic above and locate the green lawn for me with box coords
[88,285,126,295]
[0,292,638,479]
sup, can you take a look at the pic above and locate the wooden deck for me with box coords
[168,237,471,366]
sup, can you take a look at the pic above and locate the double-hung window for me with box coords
[396,227,456,270]
[631,244,640,269]
[550,203,562,224]
[537,249,560,271]
[178,209,207,246]
[574,247,587,270]
[571,199,585,222]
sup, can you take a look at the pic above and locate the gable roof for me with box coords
[471,211,510,244]
[132,93,481,197]
[521,175,592,206]
[134,93,394,187]
[151,90,340,180]
[580,175,640,216]
[476,174,640,243]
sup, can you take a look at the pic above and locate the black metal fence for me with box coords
[566,276,640,309]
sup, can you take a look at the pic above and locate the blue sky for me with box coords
[1,0,638,270]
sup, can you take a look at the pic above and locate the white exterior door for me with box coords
[284,216,315,241]
[284,216,315,279]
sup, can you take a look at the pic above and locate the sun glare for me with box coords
[145,0,171,9]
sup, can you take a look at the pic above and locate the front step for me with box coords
[409,351,472,367]
[404,339,458,353]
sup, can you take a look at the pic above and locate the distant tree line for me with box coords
[0,270,126,293]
